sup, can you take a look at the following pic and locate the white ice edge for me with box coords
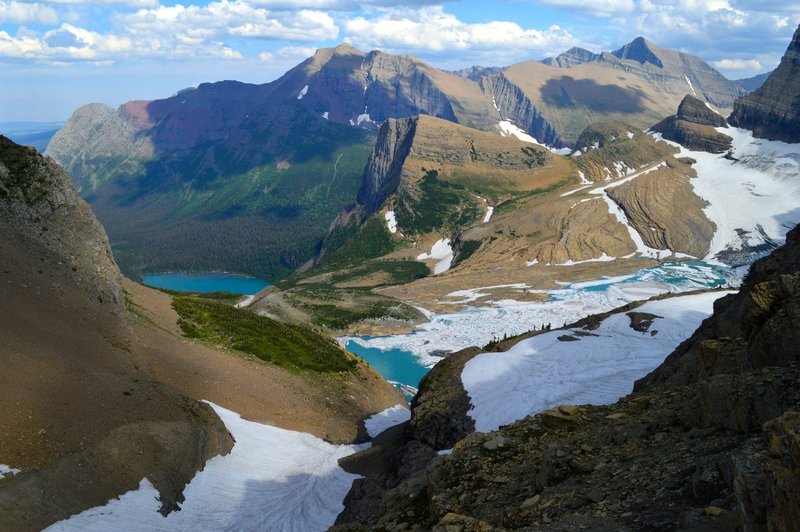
[47,402,364,532]
[462,291,735,432]
[364,404,411,438]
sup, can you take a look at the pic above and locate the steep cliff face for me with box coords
[729,25,800,143]
[0,136,122,308]
[485,74,564,146]
[652,95,733,153]
[334,225,800,531]
[356,117,417,216]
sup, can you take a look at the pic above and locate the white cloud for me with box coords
[258,50,273,61]
[712,58,763,70]
[18,0,158,6]
[540,0,635,18]
[0,0,57,24]
[120,2,338,42]
[344,6,581,59]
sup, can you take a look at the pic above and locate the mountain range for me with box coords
[45,36,747,282]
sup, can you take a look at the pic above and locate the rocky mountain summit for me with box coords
[652,95,733,153]
[729,24,800,143]
[334,224,800,531]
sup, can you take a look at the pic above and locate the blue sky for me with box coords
[1,0,798,122]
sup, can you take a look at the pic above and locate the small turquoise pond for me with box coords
[142,273,270,295]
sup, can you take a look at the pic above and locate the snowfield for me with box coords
[47,403,364,532]
[462,291,733,432]
[384,210,398,234]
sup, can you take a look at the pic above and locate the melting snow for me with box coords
[483,206,494,223]
[297,85,308,100]
[577,170,591,185]
[498,120,540,145]
[364,405,411,438]
[462,291,733,432]
[322,111,329,120]
[416,238,454,275]
[627,131,635,139]
[47,402,362,532]
[384,211,398,234]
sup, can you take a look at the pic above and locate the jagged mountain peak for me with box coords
[612,36,664,67]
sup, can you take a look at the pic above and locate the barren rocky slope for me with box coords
[333,224,800,531]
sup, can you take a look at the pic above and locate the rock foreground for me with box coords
[334,224,800,531]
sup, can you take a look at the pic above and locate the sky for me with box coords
[1,0,798,122]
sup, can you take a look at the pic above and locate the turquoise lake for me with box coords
[142,273,270,295]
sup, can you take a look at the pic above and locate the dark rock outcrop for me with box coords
[652,95,733,153]
[335,225,800,531]
[729,25,800,143]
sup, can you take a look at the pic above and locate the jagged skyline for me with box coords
[0,0,797,121]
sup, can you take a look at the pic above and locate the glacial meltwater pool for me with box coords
[142,272,270,295]
[342,260,737,397]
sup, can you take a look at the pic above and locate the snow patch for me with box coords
[356,113,372,126]
[626,131,635,139]
[684,75,696,96]
[384,211,398,234]
[560,184,592,197]
[416,238,454,275]
[554,252,616,266]
[322,111,329,120]
[483,206,494,223]
[462,291,733,432]
[577,170,591,185]
[296,85,308,100]
[364,405,411,438]
[498,120,540,145]
[47,402,362,532]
